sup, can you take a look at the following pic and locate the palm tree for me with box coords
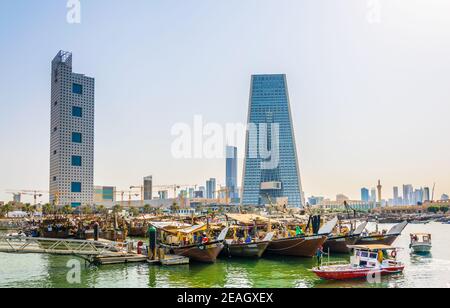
[42,203,55,216]
[144,204,151,214]
[22,203,34,216]
[96,205,107,215]
[62,205,73,215]
[113,204,123,214]
[130,207,140,217]
[81,205,93,216]
[1,203,14,218]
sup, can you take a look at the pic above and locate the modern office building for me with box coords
[403,185,414,205]
[441,194,449,201]
[94,186,116,204]
[143,176,153,200]
[158,190,168,200]
[226,146,238,199]
[370,188,377,203]
[393,186,399,205]
[423,187,431,202]
[361,188,370,202]
[206,178,216,199]
[241,74,304,208]
[49,51,95,207]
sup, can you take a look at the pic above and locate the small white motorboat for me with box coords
[410,233,432,254]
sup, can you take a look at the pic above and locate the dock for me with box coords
[0,235,189,266]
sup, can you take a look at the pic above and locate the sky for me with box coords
[1,0,450,203]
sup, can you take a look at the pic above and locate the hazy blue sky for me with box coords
[1,0,450,203]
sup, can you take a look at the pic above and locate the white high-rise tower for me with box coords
[49,51,95,207]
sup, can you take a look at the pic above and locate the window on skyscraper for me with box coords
[72,132,82,143]
[71,182,82,193]
[72,83,83,94]
[72,106,83,117]
[71,155,82,166]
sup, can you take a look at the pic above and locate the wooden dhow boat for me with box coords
[159,223,229,263]
[356,221,408,246]
[222,214,275,258]
[266,216,338,258]
[323,221,369,254]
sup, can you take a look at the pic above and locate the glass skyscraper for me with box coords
[242,74,304,208]
[206,178,216,199]
[361,188,370,202]
[226,146,238,199]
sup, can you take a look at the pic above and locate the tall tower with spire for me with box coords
[377,180,382,205]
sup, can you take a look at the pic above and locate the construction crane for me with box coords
[6,190,48,206]
[214,187,230,205]
[114,190,139,208]
[129,185,144,207]
[152,184,198,199]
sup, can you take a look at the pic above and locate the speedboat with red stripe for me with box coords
[312,244,405,281]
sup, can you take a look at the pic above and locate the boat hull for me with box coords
[356,234,399,246]
[266,235,327,258]
[313,265,405,281]
[323,235,360,254]
[223,241,270,258]
[171,241,224,263]
[411,244,432,254]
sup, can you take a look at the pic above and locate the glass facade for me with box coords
[226,146,238,199]
[206,178,216,199]
[242,74,304,208]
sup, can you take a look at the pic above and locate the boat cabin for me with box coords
[348,245,400,269]
[410,233,431,245]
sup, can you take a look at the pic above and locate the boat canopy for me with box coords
[348,244,398,251]
[387,221,408,235]
[177,224,207,235]
[352,221,369,236]
[226,214,272,225]
[318,217,339,235]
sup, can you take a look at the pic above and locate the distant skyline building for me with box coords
[307,196,324,206]
[158,190,168,200]
[206,178,216,199]
[241,74,304,208]
[370,188,377,203]
[49,51,95,207]
[143,176,153,200]
[393,186,400,205]
[441,194,449,201]
[361,188,370,202]
[423,187,430,202]
[94,186,116,203]
[336,194,350,202]
[226,146,238,200]
[403,184,414,205]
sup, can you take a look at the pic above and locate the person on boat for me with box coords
[245,235,252,244]
[377,249,384,264]
[201,232,209,244]
[316,246,325,269]
[295,226,304,237]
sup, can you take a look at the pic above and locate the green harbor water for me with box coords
[1,222,449,288]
